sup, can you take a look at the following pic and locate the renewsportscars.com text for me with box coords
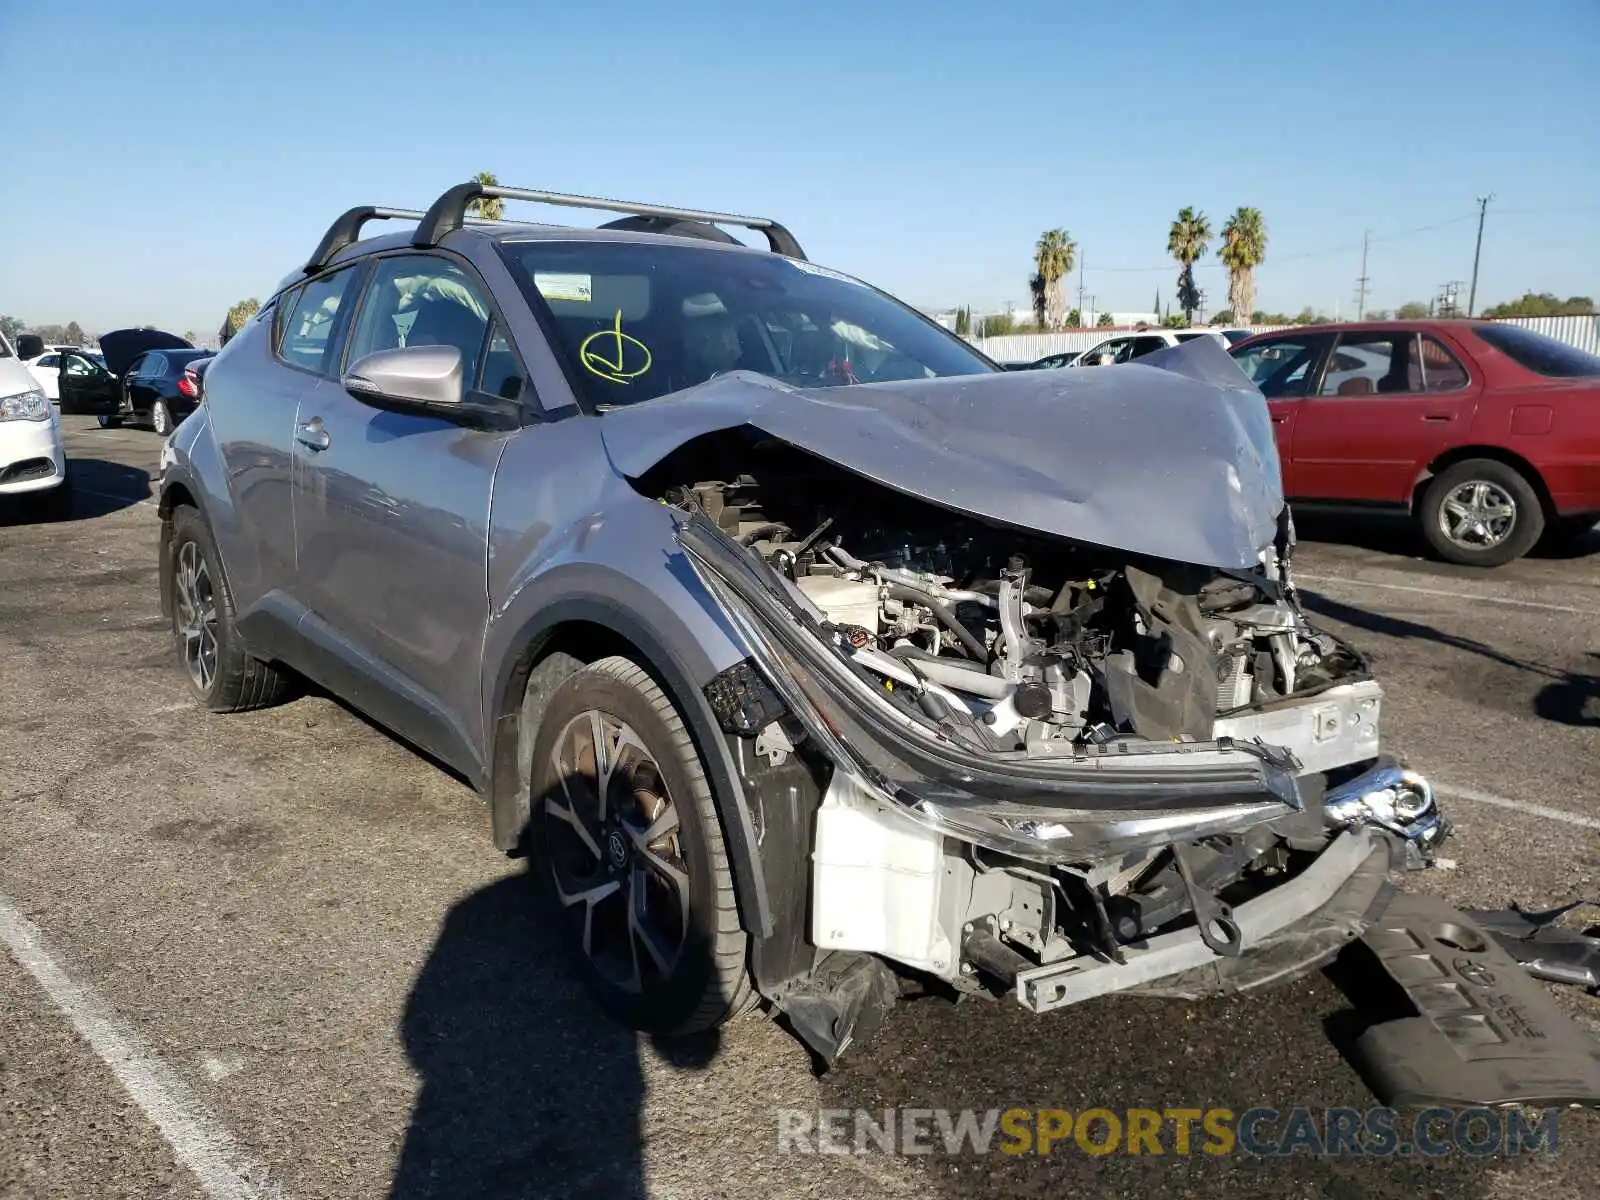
[777,1106,1560,1158]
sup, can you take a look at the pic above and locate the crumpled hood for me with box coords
[601,336,1284,570]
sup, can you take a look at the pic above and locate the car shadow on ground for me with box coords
[0,459,155,525]
[1300,592,1598,728]
[1293,511,1600,563]
[391,869,721,1199]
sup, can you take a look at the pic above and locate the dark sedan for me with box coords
[57,329,212,435]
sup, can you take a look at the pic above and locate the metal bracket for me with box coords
[1172,841,1243,958]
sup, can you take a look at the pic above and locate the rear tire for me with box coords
[527,655,754,1035]
[1419,458,1545,567]
[168,505,290,711]
[151,401,173,437]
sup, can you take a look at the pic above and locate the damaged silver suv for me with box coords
[160,183,1599,1102]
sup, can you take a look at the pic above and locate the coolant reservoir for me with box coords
[796,575,881,634]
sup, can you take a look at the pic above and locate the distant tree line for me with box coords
[1478,292,1595,318]
[0,317,89,346]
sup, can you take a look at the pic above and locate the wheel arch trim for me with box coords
[485,591,773,938]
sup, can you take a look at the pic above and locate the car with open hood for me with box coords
[58,328,208,433]
[153,182,1600,1103]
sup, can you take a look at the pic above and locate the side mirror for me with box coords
[343,345,465,416]
[17,334,45,359]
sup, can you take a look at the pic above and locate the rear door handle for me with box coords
[295,418,330,451]
[1422,414,1452,423]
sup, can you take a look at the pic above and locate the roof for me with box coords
[1243,320,1492,338]
[275,217,778,302]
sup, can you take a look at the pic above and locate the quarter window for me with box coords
[277,267,359,375]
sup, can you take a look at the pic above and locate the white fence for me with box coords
[971,315,1600,363]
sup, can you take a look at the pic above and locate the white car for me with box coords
[1070,328,1232,367]
[0,331,70,518]
[22,344,81,401]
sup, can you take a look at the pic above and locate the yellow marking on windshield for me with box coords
[578,309,652,383]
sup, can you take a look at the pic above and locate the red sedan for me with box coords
[1230,320,1600,565]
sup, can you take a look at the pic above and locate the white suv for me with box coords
[0,331,70,518]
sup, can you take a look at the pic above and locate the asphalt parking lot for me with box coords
[3,417,1598,1200]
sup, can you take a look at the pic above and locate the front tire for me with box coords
[527,655,753,1035]
[1419,458,1545,567]
[167,506,290,711]
[151,401,173,437]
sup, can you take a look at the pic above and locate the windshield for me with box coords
[500,240,993,407]
[1472,323,1600,377]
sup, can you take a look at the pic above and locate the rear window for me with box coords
[1174,332,1207,342]
[1473,324,1600,377]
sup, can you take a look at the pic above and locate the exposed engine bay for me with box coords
[610,357,1599,1106]
[649,434,1369,758]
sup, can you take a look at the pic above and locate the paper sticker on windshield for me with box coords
[535,273,593,303]
[788,259,867,287]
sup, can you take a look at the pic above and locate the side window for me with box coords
[1320,334,1416,396]
[145,353,169,379]
[1233,337,1320,398]
[37,354,59,369]
[345,254,491,381]
[1131,336,1168,358]
[125,353,149,379]
[1418,335,1469,392]
[479,323,525,400]
[277,267,359,374]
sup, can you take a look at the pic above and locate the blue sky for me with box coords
[3,0,1596,333]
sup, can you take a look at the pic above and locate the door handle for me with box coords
[295,418,331,451]
[1422,414,1452,423]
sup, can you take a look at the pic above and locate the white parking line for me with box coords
[1297,573,1594,616]
[1434,783,1600,830]
[0,896,287,1200]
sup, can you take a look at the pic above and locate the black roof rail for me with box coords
[411,182,807,260]
[306,206,427,273]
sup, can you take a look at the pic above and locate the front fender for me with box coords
[481,546,773,937]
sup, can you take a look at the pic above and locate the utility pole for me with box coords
[1076,257,1086,321]
[1354,230,1371,320]
[1467,193,1495,316]
[1436,281,1464,319]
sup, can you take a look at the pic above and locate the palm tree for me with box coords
[1033,229,1076,329]
[1167,207,1213,324]
[1218,208,1267,327]
[467,170,504,221]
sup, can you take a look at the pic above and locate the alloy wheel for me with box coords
[544,708,690,993]
[173,541,219,692]
[153,403,171,436]
[1438,480,1517,550]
